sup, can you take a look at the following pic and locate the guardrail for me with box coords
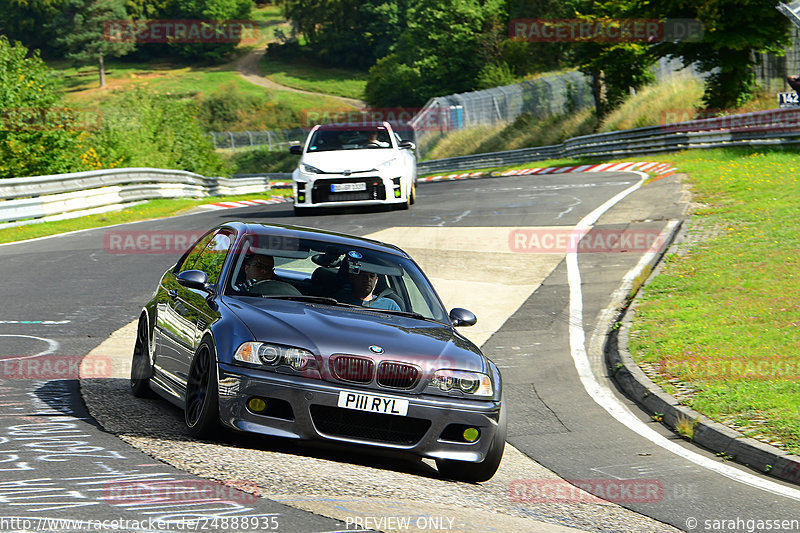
[0,168,291,228]
[3,107,800,227]
[418,107,800,174]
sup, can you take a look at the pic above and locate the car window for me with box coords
[175,230,217,274]
[194,230,234,285]
[180,229,234,285]
[307,127,393,152]
[225,234,449,322]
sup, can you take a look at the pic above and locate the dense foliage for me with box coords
[0,36,89,178]
[283,0,792,113]
[0,38,226,178]
[51,0,135,86]
[90,90,228,176]
[647,0,791,109]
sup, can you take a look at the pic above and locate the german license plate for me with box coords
[331,182,366,193]
[337,391,408,416]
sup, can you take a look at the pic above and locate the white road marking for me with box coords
[0,335,60,360]
[0,321,70,325]
[566,172,800,502]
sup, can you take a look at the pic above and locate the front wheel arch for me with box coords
[436,403,506,483]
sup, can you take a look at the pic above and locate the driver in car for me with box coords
[364,130,390,148]
[238,254,300,295]
[338,269,401,311]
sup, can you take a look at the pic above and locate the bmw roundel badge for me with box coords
[369,345,384,354]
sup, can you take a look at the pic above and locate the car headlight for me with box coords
[234,342,317,373]
[301,163,322,174]
[429,369,493,397]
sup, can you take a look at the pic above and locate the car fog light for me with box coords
[462,427,480,442]
[298,194,305,202]
[248,397,267,413]
[394,190,401,198]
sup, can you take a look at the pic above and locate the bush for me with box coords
[196,83,306,131]
[167,0,254,63]
[225,147,299,174]
[90,89,228,176]
[476,63,516,91]
[0,36,91,178]
[364,53,423,108]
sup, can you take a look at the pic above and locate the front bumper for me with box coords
[293,174,407,208]
[217,362,502,463]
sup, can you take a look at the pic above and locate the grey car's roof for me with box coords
[225,222,407,257]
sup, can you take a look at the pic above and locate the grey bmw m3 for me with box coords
[131,222,505,482]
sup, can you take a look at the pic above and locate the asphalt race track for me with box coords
[1,171,799,533]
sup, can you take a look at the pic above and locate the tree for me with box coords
[568,1,655,118]
[648,0,791,109]
[51,0,135,87]
[167,0,253,63]
[0,0,67,52]
[281,0,409,69]
[365,0,506,107]
[0,37,90,178]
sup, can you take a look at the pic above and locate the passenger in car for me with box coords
[238,254,301,296]
[337,270,401,310]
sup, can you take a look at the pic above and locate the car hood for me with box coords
[302,150,397,173]
[225,297,487,374]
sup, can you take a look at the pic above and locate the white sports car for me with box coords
[289,122,417,215]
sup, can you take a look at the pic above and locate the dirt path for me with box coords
[235,45,365,109]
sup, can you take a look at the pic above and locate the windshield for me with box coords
[306,127,393,152]
[224,233,449,323]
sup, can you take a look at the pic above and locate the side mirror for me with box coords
[449,308,477,327]
[177,270,213,293]
[289,145,303,155]
[399,140,416,150]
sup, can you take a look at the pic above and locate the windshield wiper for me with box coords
[262,295,362,307]
[361,308,432,321]
[263,296,438,320]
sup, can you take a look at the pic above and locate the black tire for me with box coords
[436,405,506,483]
[130,316,154,398]
[409,181,416,205]
[185,339,220,439]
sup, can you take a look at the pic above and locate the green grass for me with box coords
[53,59,352,131]
[0,189,291,244]
[599,75,778,132]
[421,108,597,160]
[259,55,367,100]
[628,148,800,454]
